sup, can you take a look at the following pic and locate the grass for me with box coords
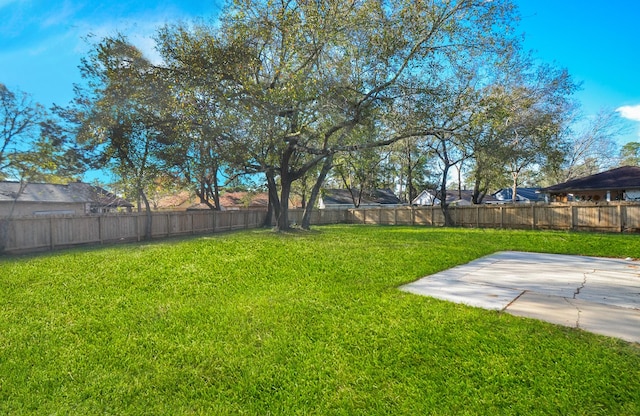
[1,225,639,415]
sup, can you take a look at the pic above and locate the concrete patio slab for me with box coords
[505,291,580,328]
[400,251,640,343]
[400,279,523,311]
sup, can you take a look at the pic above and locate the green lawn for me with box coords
[1,225,639,415]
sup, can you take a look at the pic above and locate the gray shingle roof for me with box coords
[322,188,401,205]
[492,188,542,202]
[539,166,640,193]
[0,182,133,208]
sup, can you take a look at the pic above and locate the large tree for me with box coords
[1,84,85,183]
[0,84,44,179]
[620,142,640,167]
[156,0,519,230]
[73,35,178,238]
[476,63,577,202]
[545,109,625,184]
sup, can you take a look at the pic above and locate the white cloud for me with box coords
[73,19,165,65]
[616,105,640,122]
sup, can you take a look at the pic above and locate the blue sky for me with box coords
[1,0,639,146]
[517,0,640,144]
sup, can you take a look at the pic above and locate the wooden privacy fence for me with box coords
[0,210,268,254]
[346,203,640,232]
[1,203,639,254]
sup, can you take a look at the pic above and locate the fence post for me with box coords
[99,215,104,244]
[619,204,624,233]
[135,213,140,242]
[49,217,54,251]
[531,204,536,230]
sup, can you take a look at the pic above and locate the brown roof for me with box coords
[218,192,269,209]
[156,190,301,211]
[540,166,640,193]
[155,191,193,210]
[184,191,271,211]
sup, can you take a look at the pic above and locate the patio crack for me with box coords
[564,297,582,328]
[568,270,593,328]
[573,271,590,299]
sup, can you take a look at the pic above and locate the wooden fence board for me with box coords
[626,205,640,231]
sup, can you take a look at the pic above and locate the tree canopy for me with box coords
[1,83,84,183]
[151,0,522,229]
[45,0,617,229]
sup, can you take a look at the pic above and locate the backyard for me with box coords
[1,225,639,414]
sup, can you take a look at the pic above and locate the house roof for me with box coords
[155,191,193,210]
[322,188,402,205]
[539,166,640,193]
[492,187,542,202]
[185,191,272,211]
[0,182,133,207]
[218,191,269,209]
[414,189,499,205]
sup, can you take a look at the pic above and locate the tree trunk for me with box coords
[275,136,299,231]
[440,163,454,226]
[406,150,415,204]
[302,155,333,230]
[277,174,292,231]
[265,170,280,228]
[511,172,519,204]
[211,171,221,210]
[457,164,463,199]
[472,175,482,204]
[139,188,153,240]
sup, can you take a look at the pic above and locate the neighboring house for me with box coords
[412,189,439,206]
[319,188,403,209]
[0,182,133,217]
[218,192,269,210]
[157,190,303,211]
[154,190,193,210]
[412,189,498,206]
[490,187,542,203]
[538,166,640,202]
[185,191,271,211]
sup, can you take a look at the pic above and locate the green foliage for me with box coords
[0,84,85,182]
[1,226,639,414]
[620,142,640,167]
[153,0,521,229]
[0,84,42,176]
[66,0,586,224]
[71,34,181,218]
[469,62,578,198]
